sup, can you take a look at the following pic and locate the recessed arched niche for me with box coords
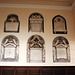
[52,36,70,62]
[1,35,19,61]
[4,14,20,32]
[27,35,45,63]
[28,12,44,32]
[52,15,67,34]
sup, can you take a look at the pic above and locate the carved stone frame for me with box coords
[4,14,20,33]
[1,35,19,62]
[27,35,45,63]
[53,36,70,62]
[52,15,67,34]
[28,12,44,32]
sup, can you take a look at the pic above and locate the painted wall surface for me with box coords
[72,6,75,31]
[0,7,75,66]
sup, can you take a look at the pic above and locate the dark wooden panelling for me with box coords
[29,69,40,75]
[42,69,53,75]
[15,68,27,75]
[67,68,75,75]
[0,68,1,75]
[0,66,75,75]
[42,68,53,75]
[54,68,66,75]
[2,68,14,75]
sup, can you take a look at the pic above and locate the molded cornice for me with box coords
[0,4,72,10]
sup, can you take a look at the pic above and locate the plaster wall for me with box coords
[0,7,75,66]
[72,6,75,32]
